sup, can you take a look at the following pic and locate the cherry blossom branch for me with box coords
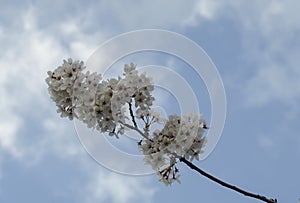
[179,157,277,203]
[46,59,277,203]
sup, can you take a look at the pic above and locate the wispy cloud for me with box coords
[85,171,155,203]
[0,115,23,158]
[186,1,300,109]
[257,135,275,149]
[0,4,157,202]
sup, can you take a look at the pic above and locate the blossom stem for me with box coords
[179,157,277,203]
[120,122,152,142]
[128,102,137,128]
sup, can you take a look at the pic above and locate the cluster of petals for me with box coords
[46,60,154,137]
[139,113,207,185]
[45,58,86,120]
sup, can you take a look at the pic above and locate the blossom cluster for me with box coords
[138,113,207,185]
[45,58,86,120]
[46,58,207,185]
[46,59,154,137]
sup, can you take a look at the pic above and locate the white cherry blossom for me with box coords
[46,58,207,186]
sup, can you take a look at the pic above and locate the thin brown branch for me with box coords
[119,122,152,142]
[128,102,137,128]
[179,157,277,203]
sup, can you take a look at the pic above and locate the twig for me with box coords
[128,102,137,128]
[179,157,277,203]
[119,122,152,142]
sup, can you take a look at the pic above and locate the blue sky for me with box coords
[1,1,300,203]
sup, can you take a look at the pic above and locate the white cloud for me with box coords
[257,135,281,159]
[258,135,274,149]
[0,8,64,159]
[0,4,101,160]
[240,1,300,107]
[41,118,84,158]
[0,4,158,203]
[0,116,23,158]
[7,1,200,33]
[244,64,300,106]
[86,0,198,29]
[186,1,300,108]
[184,0,223,25]
[85,171,155,203]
